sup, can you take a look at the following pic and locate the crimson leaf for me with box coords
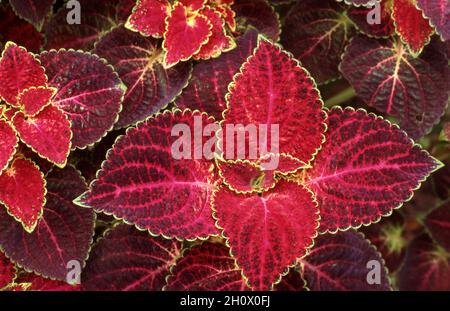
[424,201,450,253]
[417,0,450,41]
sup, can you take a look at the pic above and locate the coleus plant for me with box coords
[0,0,449,292]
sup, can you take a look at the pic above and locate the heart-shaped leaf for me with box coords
[392,0,434,55]
[15,273,80,291]
[82,224,182,291]
[0,119,18,172]
[93,26,191,129]
[17,86,57,117]
[9,0,55,31]
[0,252,16,289]
[305,107,442,234]
[39,50,126,149]
[398,234,450,290]
[0,42,47,106]
[222,36,326,173]
[12,105,72,167]
[299,230,391,291]
[125,0,170,37]
[44,0,135,50]
[193,7,235,60]
[212,179,319,290]
[0,156,45,233]
[340,35,449,139]
[176,29,258,120]
[75,110,220,240]
[417,0,450,40]
[0,166,95,280]
[165,242,248,290]
[163,3,212,67]
[233,0,280,41]
[424,201,450,253]
[281,0,356,84]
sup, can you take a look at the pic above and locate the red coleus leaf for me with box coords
[347,1,395,38]
[180,0,208,11]
[281,0,355,84]
[9,0,55,31]
[12,105,71,167]
[44,0,135,50]
[424,201,450,253]
[232,0,281,41]
[398,234,450,290]
[340,35,449,139]
[212,180,319,290]
[94,26,191,129]
[392,0,434,55]
[305,107,442,234]
[0,4,43,52]
[165,242,248,290]
[0,42,47,106]
[126,0,170,37]
[15,273,80,291]
[361,211,407,272]
[75,110,219,240]
[0,157,44,233]
[0,166,95,280]
[39,50,126,149]
[214,2,236,31]
[17,86,57,117]
[217,159,276,193]
[299,230,391,291]
[222,37,326,173]
[163,3,212,67]
[417,0,450,40]
[0,251,16,289]
[176,29,258,120]
[82,224,182,291]
[193,7,235,60]
[0,119,18,172]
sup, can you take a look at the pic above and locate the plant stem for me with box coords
[325,87,356,107]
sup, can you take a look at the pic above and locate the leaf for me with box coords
[217,159,276,193]
[222,37,326,173]
[17,86,57,117]
[299,230,391,291]
[304,107,442,234]
[75,110,220,240]
[425,201,450,253]
[212,179,319,290]
[9,0,55,31]
[0,119,18,172]
[275,269,306,291]
[165,242,248,290]
[176,29,258,120]
[398,234,450,290]
[281,0,355,84]
[417,0,450,40]
[12,105,71,167]
[336,0,374,5]
[360,211,407,272]
[39,50,126,149]
[0,252,16,290]
[0,42,47,106]
[82,224,182,291]
[340,35,449,139]
[0,4,43,52]
[180,0,208,11]
[163,3,212,67]
[44,0,135,50]
[193,7,235,60]
[125,0,170,37]
[347,1,395,38]
[93,26,191,129]
[0,166,95,280]
[15,273,80,291]
[392,0,434,55]
[0,157,45,233]
[214,2,236,31]
[432,159,450,200]
[232,0,280,41]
